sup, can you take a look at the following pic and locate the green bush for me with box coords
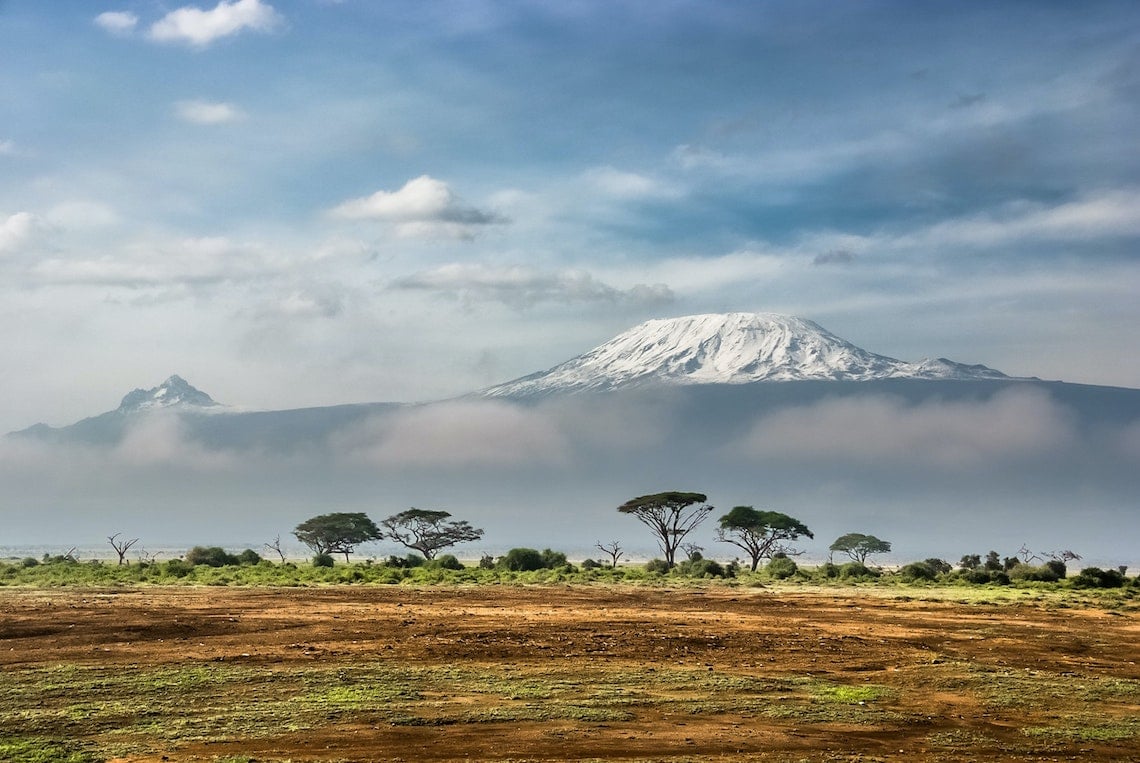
[20,557,39,568]
[924,558,953,575]
[839,562,879,580]
[312,553,335,568]
[1072,567,1126,589]
[163,559,192,578]
[384,554,425,568]
[819,562,840,579]
[236,549,262,566]
[478,554,495,569]
[1008,563,1060,583]
[765,556,798,580]
[644,559,671,574]
[540,549,568,568]
[429,554,463,570]
[500,548,545,572]
[580,558,602,570]
[898,562,937,582]
[676,558,726,578]
[185,546,240,567]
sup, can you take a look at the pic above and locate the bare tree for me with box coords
[137,549,160,564]
[1016,544,1041,564]
[108,533,139,566]
[264,535,287,564]
[595,541,623,569]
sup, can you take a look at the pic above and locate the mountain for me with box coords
[10,374,398,449]
[5,316,1140,563]
[115,375,219,413]
[482,312,1013,398]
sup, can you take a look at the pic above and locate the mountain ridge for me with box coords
[482,312,1015,398]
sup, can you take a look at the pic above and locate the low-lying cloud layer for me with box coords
[3,385,1137,563]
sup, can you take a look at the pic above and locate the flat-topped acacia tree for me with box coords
[380,508,484,560]
[617,491,713,568]
[829,532,892,565]
[293,512,382,563]
[715,506,813,572]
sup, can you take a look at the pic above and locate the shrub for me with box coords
[185,546,239,567]
[237,549,262,566]
[819,562,840,579]
[924,558,953,575]
[1072,567,1126,589]
[1008,563,1060,583]
[1044,559,1068,579]
[20,557,39,568]
[540,549,568,568]
[645,559,671,574]
[164,559,192,578]
[898,561,937,582]
[839,562,879,580]
[580,558,602,570]
[766,556,798,580]
[677,558,725,578]
[312,553,335,568]
[430,554,463,571]
[478,554,495,570]
[500,548,545,572]
[384,554,425,569]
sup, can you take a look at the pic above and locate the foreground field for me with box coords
[1,586,1138,762]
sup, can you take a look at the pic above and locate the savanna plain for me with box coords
[2,581,1139,763]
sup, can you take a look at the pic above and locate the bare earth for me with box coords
[2,585,1138,762]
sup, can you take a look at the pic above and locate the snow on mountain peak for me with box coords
[117,375,220,412]
[482,312,1009,397]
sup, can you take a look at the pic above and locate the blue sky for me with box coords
[2,0,1139,430]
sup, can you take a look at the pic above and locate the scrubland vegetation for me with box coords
[2,547,1136,608]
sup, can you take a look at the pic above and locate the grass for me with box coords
[0,658,936,760]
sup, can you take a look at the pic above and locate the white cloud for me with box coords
[583,166,681,199]
[329,175,505,239]
[114,412,235,469]
[94,11,139,35]
[0,140,16,156]
[0,212,39,254]
[174,100,245,125]
[394,263,673,308]
[148,0,282,48]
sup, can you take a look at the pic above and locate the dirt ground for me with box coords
[2,585,1138,762]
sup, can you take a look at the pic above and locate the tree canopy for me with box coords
[293,512,381,562]
[617,491,713,568]
[715,506,813,572]
[829,532,891,564]
[379,508,484,560]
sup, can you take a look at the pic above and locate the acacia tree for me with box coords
[715,506,813,572]
[617,491,713,568]
[829,532,891,565]
[293,512,381,563]
[379,508,483,560]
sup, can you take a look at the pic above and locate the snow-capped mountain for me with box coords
[483,312,1011,397]
[116,375,220,413]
